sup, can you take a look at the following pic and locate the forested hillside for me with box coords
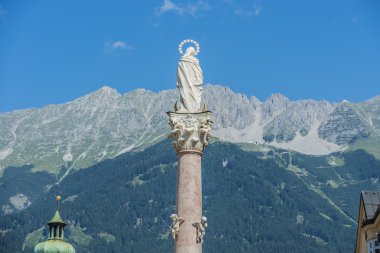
[1,141,379,252]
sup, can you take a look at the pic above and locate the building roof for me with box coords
[361,191,380,220]
[47,210,65,225]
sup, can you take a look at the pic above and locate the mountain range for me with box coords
[1,85,379,179]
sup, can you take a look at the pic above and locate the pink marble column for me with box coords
[167,111,212,253]
[175,151,202,253]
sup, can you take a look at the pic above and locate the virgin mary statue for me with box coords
[176,46,203,113]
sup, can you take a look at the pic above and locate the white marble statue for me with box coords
[193,216,208,243]
[176,39,203,113]
[170,214,184,240]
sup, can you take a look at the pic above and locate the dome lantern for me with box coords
[34,196,76,253]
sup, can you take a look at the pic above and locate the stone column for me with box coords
[167,111,212,253]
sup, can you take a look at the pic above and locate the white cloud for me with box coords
[234,3,262,17]
[112,41,133,50]
[155,0,211,17]
[104,40,134,53]
[0,5,7,19]
[155,0,184,16]
[187,1,211,15]
[253,4,262,16]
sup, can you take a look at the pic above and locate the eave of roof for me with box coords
[362,206,380,227]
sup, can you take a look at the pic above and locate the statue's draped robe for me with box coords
[176,55,203,113]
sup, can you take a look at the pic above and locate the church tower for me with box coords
[34,196,76,253]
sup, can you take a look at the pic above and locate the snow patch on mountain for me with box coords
[0,148,13,161]
[63,153,73,162]
[9,193,31,211]
[2,205,13,215]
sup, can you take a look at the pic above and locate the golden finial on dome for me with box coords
[203,103,207,112]
[56,195,61,210]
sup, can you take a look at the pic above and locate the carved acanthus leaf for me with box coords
[167,112,212,153]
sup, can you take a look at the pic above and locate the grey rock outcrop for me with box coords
[318,102,371,145]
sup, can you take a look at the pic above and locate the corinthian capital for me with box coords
[167,111,212,154]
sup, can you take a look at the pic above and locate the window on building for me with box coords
[368,239,380,253]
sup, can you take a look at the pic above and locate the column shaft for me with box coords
[175,151,202,253]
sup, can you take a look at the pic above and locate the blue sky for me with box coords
[0,0,379,112]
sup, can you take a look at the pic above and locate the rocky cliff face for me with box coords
[0,84,379,176]
[318,102,371,145]
[263,99,334,143]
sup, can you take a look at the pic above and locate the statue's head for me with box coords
[184,46,196,57]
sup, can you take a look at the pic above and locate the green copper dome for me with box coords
[34,196,76,253]
[34,240,75,253]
